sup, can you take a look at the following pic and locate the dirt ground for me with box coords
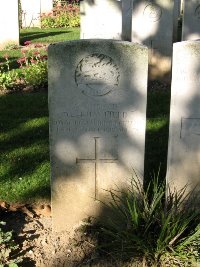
[0,202,114,267]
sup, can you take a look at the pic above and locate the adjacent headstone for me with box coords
[0,0,19,49]
[41,0,53,14]
[21,0,41,28]
[131,0,174,80]
[49,40,148,232]
[173,0,181,42]
[167,40,200,193]
[182,0,200,40]
[122,0,133,41]
[80,0,122,39]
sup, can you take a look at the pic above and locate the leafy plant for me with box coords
[95,174,200,266]
[0,42,48,91]
[0,221,21,267]
[0,54,19,90]
[17,42,48,89]
[41,1,80,28]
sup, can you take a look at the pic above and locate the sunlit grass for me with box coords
[0,27,80,70]
[0,93,50,203]
[144,90,170,181]
[20,27,80,44]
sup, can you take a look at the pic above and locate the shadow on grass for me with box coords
[20,30,72,44]
[0,88,170,203]
[144,86,171,187]
[0,92,50,203]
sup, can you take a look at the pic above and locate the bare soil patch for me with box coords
[0,203,120,267]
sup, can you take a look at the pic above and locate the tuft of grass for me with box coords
[94,173,200,266]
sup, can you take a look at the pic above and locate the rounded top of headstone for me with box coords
[174,40,200,47]
[48,39,148,50]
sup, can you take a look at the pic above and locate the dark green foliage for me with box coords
[0,222,21,266]
[96,174,200,266]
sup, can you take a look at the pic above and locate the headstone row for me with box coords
[80,0,200,81]
[81,0,174,80]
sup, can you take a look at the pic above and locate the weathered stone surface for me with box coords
[132,0,174,81]
[0,0,19,49]
[182,0,200,40]
[167,40,200,192]
[48,40,148,232]
[80,0,122,39]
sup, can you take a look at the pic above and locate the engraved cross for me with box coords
[76,137,118,200]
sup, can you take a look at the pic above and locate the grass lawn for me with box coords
[0,89,170,204]
[0,27,80,70]
[20,27,80,44]
[0,27,171,204]
[145,90,170,183]
[0,93,50,203]
[0,27,80,203]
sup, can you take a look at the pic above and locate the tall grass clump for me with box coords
[96,174,200,266]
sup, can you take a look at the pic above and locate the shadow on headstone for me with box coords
[167,40,200,194]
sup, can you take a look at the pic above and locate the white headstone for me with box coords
[131,0,174,80]
[80,0,122,39]
[167,40,200,193]
[0,0,19,49]
[182,0,200,40]
[48,40,148,232]
[41,0,53,14]
[21,0,41,28]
